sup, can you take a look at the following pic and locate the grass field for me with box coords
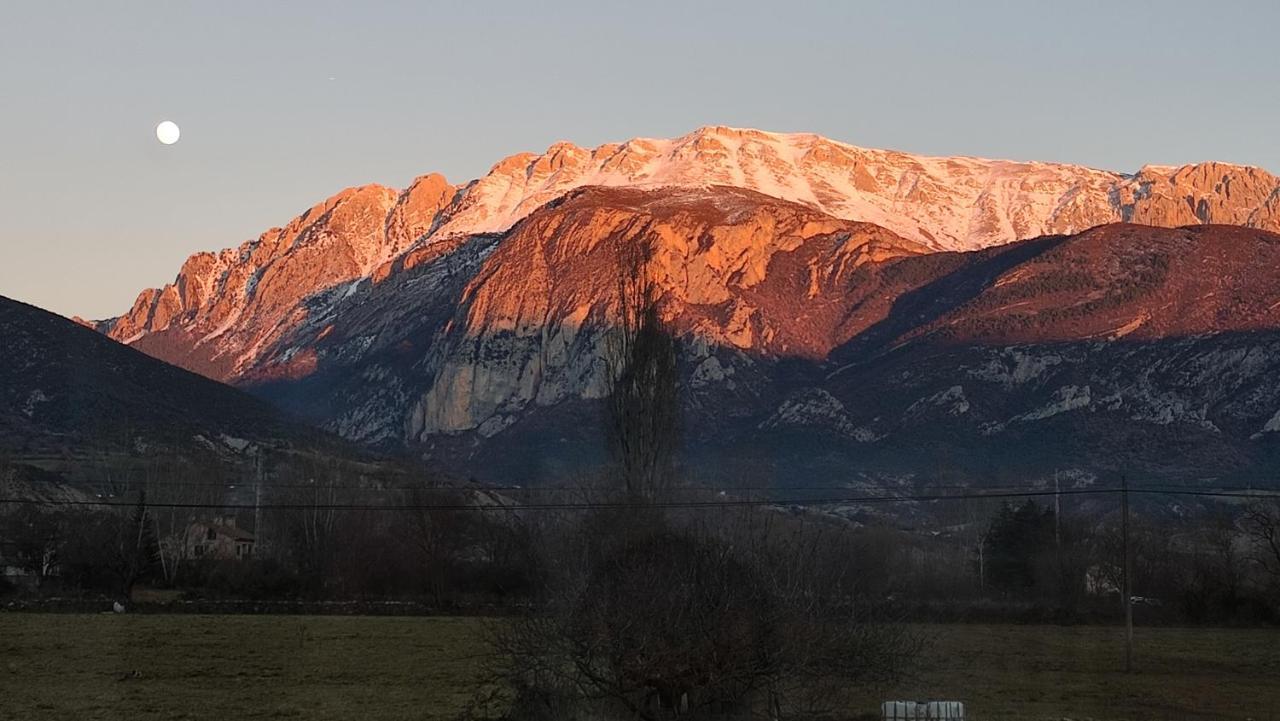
[1,614,1278,721]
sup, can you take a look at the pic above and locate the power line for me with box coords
[51,478,1280,494]
[2,486,1278,513]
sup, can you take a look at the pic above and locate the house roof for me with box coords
[197,522,256,542]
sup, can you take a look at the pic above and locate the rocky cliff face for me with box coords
[104,184,407,380]
[408,186,925,439]
[240,195,1280,486]
[801,224,1280,483]
[103,127,1280,385]
[93,127,1280,484]
[1121,163,1280,230]
[396,219,1280,485]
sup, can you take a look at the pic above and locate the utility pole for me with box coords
[1121,474,1133,673]
[254,449,264,552]
[1054,470,1062,550]
[977,532,985,592]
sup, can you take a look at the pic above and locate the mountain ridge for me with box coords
[76,127,1280,485]
[98,126,1280,378]
[0,294,339,457]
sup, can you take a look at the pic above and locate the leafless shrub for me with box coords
[472,508,920,721]
[1243,500,1280,602]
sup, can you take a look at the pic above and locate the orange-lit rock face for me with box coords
[104,129,1280,379]
[458,186,923,356]
[902,224,1280,346]
[411,186,925,435]
[106,184,403,380]
[422,127,1280,252]
[385,173,457,256]
[94,128,1280,452]
[1121,163,1280,229]
[408,202,1280,439]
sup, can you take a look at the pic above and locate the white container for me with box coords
[881,700,965,720]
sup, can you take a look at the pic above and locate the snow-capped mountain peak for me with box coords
[426,125,1279,252]
[100,126,1280,389]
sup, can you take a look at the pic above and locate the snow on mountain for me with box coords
[74,120,1280,485]
[430,126,1116,251]
[427,126,1280,252]
[98,125,1280,417]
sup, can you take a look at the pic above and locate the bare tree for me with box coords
[1243,500,1280,602]
[0,504,61,588]
[405,485,466,606]
[144,457,227,586]
[54,489,159,601]
[269,455,342,590]
[476,509,918,721]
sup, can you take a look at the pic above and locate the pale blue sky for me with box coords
[3,0,1278,318]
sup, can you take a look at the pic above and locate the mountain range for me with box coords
[77,127,1280,487]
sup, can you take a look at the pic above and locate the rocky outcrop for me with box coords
[103,127,1280,386]
[382,174,458,269]
[109,184,403,380]
[405,221,1280,484]
[90,127,1280,485]
[1120,163,1280,229]
[407,186,925,437]
[226,187,1280,486]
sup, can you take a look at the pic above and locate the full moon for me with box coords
[156,120,181,145]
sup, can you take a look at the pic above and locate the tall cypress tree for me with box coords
[982,500,1055,595]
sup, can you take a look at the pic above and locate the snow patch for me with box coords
[22,389,48,417]
[429,126,1130,253]
[760,388,875,441]
[477,415,517,438]
[907,385,970,417]
[690,356,735,389]
[1015,385,1092,422]
[1251,409,1280,439]
[219,434,252,453]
